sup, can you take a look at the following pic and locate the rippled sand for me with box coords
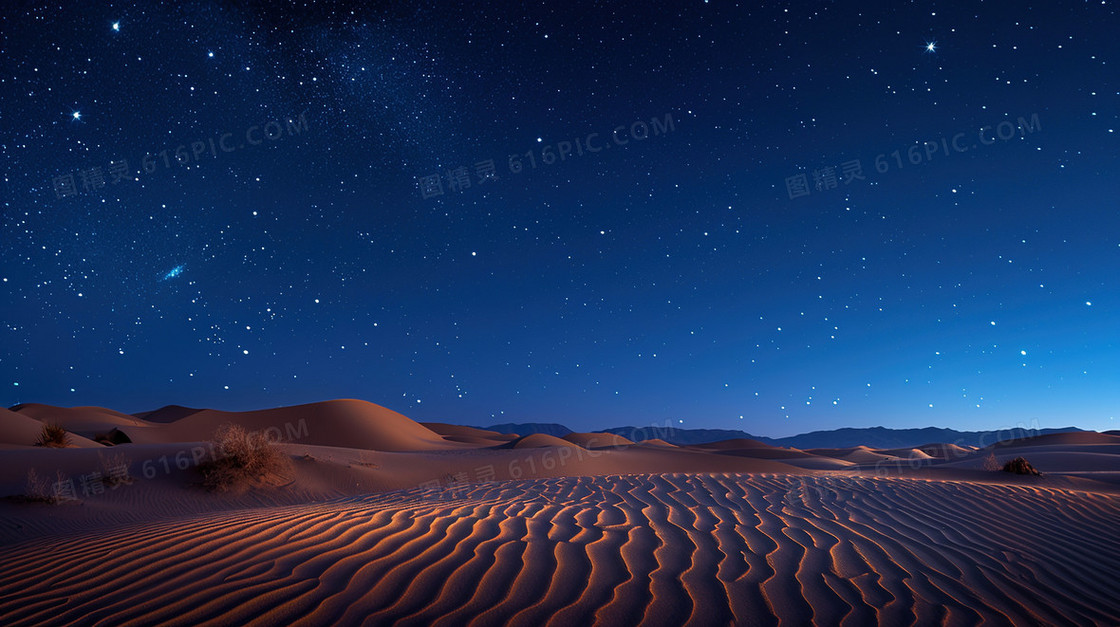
[2,473,1117,626]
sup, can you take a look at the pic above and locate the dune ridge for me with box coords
[1,473,1117,625]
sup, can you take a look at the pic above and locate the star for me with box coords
[925,41,937,53]
[71,110,81,121]
[112,22,120,32]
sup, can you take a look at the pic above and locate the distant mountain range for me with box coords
[484,422,1086,449]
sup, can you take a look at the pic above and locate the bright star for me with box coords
[925,41,937,53]
[112,22,120,31]
[71,111,81,120]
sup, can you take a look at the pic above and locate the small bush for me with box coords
[981,450,1001,472]
[98,451,133,487]
[23,469,72,503]
[35,423,70,448]
[1001,456,1041,476]
[199,424,291,491]
[24,469,53,502]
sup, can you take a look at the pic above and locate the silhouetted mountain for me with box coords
[602,426,764,446]
[772,426,1085,449]
[486,422,1085,449]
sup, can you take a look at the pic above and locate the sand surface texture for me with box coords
[2,473,1117,626]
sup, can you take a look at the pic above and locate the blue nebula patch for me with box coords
[160,264,185,281]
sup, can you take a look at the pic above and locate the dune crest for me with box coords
[119,399,457,451]
[562,432,633,449]
[0,408,103,448]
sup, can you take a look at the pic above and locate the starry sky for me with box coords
[2,2,1118,438]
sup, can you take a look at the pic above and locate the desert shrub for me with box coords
[98,451,133,487]
[1001,456,1041,476]
[199,424,292,491]
[24,469,52,502]
[23,469,72,503]
[35,423,70,448]
[981,450,1001,472]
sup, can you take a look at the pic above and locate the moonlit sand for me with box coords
[2,400,1118,625]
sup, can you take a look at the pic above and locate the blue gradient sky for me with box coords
[1,2,1117,437]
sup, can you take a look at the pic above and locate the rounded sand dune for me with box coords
[508,433,584,449]
[11,404,148,432]
[562,432,634,449]
[692,437,775,450]
[119,399,455,452]
[1,474,1117,625]
[420,423,517,445]
[0,408,103,448]
[916,442,975,459]
[636,438,677,448]
[878,447,936,460]
[807,445,899,464]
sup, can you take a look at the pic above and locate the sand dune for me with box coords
[0,407,102,449]
[119,399,459,452]
[1,473,1116,625]
[133,405,206,423]
[562,432,633,449]
[635,438,677,448]
[507,434,585,449]
[807,445,900,465]
[996,431,1120,448]
[916,442,976,459]
[421,423,517,445]
[11,404,148,433]
[878,447,936,460]
[3,400,1119,624]
[777,456,856,471]
[692,437,775,450]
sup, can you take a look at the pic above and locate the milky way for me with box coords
[1,2,1117,436]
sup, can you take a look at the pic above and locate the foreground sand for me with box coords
[1,473,1118,626]
[3,400,1119,624]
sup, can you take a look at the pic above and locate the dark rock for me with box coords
[1001,457,1041,476]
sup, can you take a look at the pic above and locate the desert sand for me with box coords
[1,400,1118,625]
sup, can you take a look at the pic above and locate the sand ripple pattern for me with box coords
[1,474,1118,626]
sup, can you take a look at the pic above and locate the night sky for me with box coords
[2,2,1118,437]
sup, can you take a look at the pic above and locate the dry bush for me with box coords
[98,451,133,487]
[35,423,70,448]
[981,450,1001,472]
[1001,456,1042,476]
[23,469,71,503]
[199,424,292,491]
[24,468,53,502]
